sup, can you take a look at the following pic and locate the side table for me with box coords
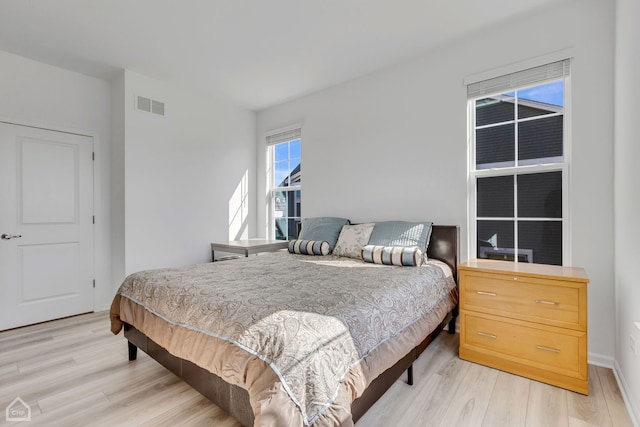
[210,239,289,261]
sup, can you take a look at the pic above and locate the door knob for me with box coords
[1,234,22,240]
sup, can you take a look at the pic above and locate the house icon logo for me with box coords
[5,397,31,422]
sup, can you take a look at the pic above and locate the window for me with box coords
[267,128,301,240]
[468,60,570,266]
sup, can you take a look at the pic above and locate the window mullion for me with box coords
[514,91,519,168]
[514,174,519,263]
[513,91,520,263]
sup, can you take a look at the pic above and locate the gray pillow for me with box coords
[368,221,433,252]
[298,217,349,251]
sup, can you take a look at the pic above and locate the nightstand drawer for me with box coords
[460,270,585,330]
[461,312,587,380]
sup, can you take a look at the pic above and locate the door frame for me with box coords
[0,115,103,312]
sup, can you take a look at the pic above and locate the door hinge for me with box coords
[92,152,95,161]
[93,216,95,224]
[93,279,96,288]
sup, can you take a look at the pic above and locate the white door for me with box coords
[0,122,94,330]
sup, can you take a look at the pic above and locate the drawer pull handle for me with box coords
[477,291,497,297]
[536,345,560,353]
[535,299,560,306]
[477,332,497,339]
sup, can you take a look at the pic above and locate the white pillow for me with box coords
[332,223,375,259]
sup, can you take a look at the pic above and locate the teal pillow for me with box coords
[298,217,349,251]
[368,221,433,252]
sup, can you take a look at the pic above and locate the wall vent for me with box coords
[137,96,151,112]
[136,95,165,116]
[151,100,165,116]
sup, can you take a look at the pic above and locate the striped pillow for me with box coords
[361,245,424,266]
[288,240,331,256]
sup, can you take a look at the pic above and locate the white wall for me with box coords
[112,70,256,278]
[257,0,616,361]
[615,0,640,422]
[0,50,113,310]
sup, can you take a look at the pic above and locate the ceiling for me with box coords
[0,0,560,111]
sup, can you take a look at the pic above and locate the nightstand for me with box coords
[458,259,589,394]
[210,239,289,261]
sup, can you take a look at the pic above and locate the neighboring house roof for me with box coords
[279,163,301,188]
[478,94,562,115]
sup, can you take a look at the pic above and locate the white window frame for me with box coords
[467,68,572,266]
[266,127,301,240]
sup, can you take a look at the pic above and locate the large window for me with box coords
[468,60,570,266]
[267,128,301,240]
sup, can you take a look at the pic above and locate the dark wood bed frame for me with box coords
[124,225,459,426]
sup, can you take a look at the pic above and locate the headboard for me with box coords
[427,225,460,285]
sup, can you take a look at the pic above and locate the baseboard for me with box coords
[613,361,640,427]
[588,352,615,368]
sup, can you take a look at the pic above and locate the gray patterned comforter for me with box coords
[113,251,456,425]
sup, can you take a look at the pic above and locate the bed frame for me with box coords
[124,225,459,426]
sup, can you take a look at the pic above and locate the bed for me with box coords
[110,224,459,426]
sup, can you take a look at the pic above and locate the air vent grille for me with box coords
[151,100,165,116]
[136,95,165,116]
[137,96,151,112]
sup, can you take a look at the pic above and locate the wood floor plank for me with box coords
[0,363,18,377]
[595,365,625,403]
[91,378,196,426]
[139,395,243,427]
[594,366,634,427]
[567,365,612,426]
[1,357,78,392]
[526,381,570,427]
[0,311,100,339]
[72,343,128,366]
[0,349,127,406]
[481,370,531,427]
[0,333,53,353]
[0,311,633,427]
[0,330,94,367]
[354,377,414,426]
[101,366,176,401]
[394,352,473,426]
[34,392,111,426]
[604,398,635,427]
[436,361,499,427]
[356,331,460,427]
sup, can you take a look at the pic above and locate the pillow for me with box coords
[368,221,433,253]
[298,217,349,251]
[288,240,330,256]
[332,223,375,259]
[361,245,424,267]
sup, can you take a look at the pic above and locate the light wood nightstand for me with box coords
[458,259,589,394]
[210,239,289,261]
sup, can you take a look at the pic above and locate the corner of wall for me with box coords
[614,360,640,427]
[110,70,126,288]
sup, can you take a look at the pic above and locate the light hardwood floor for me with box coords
[0,312,633,426]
